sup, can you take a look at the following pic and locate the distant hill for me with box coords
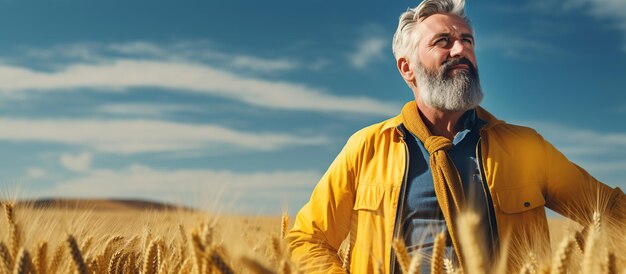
[11,198,194,211]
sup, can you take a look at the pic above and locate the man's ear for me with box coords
[397,57,415,83]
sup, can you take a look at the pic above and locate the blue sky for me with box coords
[0,0,624,215]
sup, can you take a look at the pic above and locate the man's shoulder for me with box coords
[348,115,402,142]
[486,121,546,147]
[476,107,543,140]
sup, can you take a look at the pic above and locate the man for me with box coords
[287,0,625,273]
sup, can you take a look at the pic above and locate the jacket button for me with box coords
[524,202,531,207]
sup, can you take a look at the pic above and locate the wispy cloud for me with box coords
[349,36,387,69]
[230,55,297,72]
[478,35,563,60]
[0,118,328,154]
[22,41,306,74]
[499,0,626,51]
[1,46,399,116]
[44,164,320,213]
[60,152,93,172]
[95,103,204,117]
[26,167,47,179]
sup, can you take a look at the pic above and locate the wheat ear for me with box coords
[280,212,289,240]
[551,233,575,274]
[606,252,616,274]
[47,243,65,274]
[79,237,93,256]
[408,252,422,274]
[443,258,455,274]
[178,258,192,274]
[457,212,486,274]
[392,239,411,274]
[0,242,13,271]
[431,232,446,274]
[67,235,87,274]
[240,256,275,274]
[574,230,585,253]
[12,248,32,274]
[201,223,214,248]
[271,236,283,259]
[582,212,601,273]
[209,248,235,274]
[3,203,14,225]
[142,239,161,274]
[86,257,99,274]
[34,241,47,274]
[8,224,20,260]
[190,229,205,272]
[107,250,123,274]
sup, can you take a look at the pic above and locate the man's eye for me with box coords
[434,37,449,47]
[462,38,474,45]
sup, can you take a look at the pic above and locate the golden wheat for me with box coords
[0,198,621,274]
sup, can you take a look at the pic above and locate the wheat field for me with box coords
[0,200,623,274]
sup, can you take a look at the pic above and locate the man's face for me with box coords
[415,13,477,75]
[409,13,483,112]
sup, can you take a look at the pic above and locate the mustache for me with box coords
[440,57,477,76]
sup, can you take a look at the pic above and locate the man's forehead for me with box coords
[418,13,473,37]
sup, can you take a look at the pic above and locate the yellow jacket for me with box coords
[287,105,625,273]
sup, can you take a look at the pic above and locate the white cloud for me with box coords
[95,103,203,117]
[0,59,398,116]
[60,152,93,172]
[107,41,168,57]
[0,118,328,154]
[230,56,297,72]
[26,168,47,179]
[349,36,387,69]
[45,164,320,213]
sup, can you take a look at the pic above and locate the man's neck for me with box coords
[416,100,465,140]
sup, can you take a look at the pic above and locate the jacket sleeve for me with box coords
[286,136,359,274]
[542,137,625,228]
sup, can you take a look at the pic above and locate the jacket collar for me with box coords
[379,101,504,136]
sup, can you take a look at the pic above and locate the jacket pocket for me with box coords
[496,185,546,214]
[353,184,384,211]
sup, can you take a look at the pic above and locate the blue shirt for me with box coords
[398,109,498,273]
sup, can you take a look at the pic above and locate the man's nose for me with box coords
[449,40,467,58]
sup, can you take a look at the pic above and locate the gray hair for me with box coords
[392,0,469,62]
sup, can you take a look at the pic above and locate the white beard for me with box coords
[415,59,484,112]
